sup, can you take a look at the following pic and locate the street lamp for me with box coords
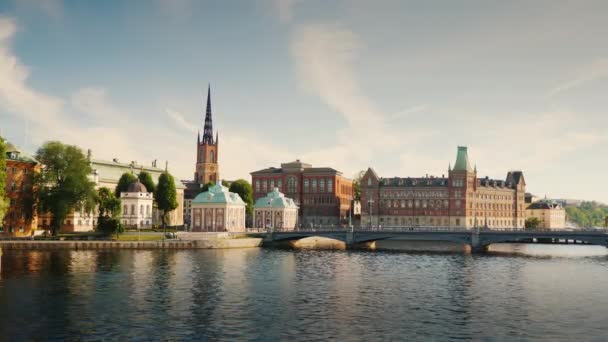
[367,198,374,229]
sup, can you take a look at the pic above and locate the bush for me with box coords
[97,217,124,236]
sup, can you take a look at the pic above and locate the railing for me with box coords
[245,226,608,234]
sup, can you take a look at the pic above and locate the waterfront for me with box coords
[1,246,607,341]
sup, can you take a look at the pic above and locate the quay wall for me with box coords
[0,238,263,250]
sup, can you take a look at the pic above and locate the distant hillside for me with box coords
[566,201,608,228]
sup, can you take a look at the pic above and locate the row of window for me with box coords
[0,226,25,233]
[372,216,523,227]
[380,199,450,209]
[123,204,152,216]
[303,179,334,193]
[255,177,298,193]
[302,196,336,205]
[380,191,448,199]
[3,166,29,175]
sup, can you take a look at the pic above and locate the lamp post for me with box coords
[367,198,374,229]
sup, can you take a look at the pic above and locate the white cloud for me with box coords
[166,108,198,134]
[547,58,608,97]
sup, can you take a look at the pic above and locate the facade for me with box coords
[184,85,221,226]
[253,188,299,230]
[526,200,566,229]
[251,160,353,227]
[190,181,246,232]
[120,180,154,228]
[39,158,186,233]
[360,146,526,229]
[1,142,38,237]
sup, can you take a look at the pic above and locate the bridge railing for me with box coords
[245,226,608,234]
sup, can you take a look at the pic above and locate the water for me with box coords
[1,246,607,341]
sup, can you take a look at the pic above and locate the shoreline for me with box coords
[0,238,263,250]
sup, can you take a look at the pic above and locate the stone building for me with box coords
[1,142,38,237]
[253,188,299,230]
[190,181,246,232]
[120,180,154,228]
[184,85,221,227]
[38,158,185,233]
[360,146,526,229]
[526,200,566,229]
[251,160,354,228]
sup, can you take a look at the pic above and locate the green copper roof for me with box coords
[254,188,298,209]
[453,146,473,172]
[5,142,38,164]
[90,159,185,189]
[192,181,245,205]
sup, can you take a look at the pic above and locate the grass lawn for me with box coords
[115,234,165,241]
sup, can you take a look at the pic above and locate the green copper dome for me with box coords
[192,181,245,205]
[254,188,298,209]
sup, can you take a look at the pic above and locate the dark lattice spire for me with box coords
[202,84,214,144]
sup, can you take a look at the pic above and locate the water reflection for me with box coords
[0,246,607,340]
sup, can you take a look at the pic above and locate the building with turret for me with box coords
[360,146,526,229]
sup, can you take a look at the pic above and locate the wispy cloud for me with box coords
[166,108,198,134]
[547,58,608,98]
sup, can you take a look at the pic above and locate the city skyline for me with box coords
[1,0,607,203]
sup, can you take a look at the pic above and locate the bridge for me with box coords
[250,227,608,252]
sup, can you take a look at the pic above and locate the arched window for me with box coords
[146,205,151,215]
[131,204,135,215]
[210,150,215,163]
[140,205,144,215]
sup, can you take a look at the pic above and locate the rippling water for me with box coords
[1,246,607,341]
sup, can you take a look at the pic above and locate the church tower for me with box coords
[195,85,219,185]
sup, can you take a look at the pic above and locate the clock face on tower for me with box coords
[210,167,215,172]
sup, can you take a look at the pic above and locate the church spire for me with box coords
[202,84,214,144]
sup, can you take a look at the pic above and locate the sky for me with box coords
[0,0,607,203]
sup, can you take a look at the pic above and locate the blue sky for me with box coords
[1,0,607,203]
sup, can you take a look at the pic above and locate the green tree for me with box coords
[96,187,121,219]
[115,172,137,197]
[352,170,365,201]
[525,217,541,230]
[155,171,178,228]
[200,181,215,193]
[34,141,97,236]
[0,136,8,224]
[229,179,254,227]
[137,170,156,194]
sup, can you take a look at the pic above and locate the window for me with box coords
[287,176,297,193]
[140,205,144,215]
[262,180,267,191]
[131,205,135,215]
[277,180,282,190]
[304,179,310,193]
[255,180,260,192]
[210,150,215,163]
[11,182,16,191]
[147,205,151,215]
[312,179,317,192]
[327,179,333,192]
[123,205,128,215]
[367,178,372,186]
[319,179,325,192]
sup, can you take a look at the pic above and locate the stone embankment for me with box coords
[0,233,263,250]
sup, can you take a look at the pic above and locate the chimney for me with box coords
[112,158,118,163]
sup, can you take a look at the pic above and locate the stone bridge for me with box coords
[251,227,608,252]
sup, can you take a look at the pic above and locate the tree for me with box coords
[96,187,121,219]
[138,171,156,194]
[352,170,366,201]
[229,179,254,227]
[115,172,137,198]
[0,136,8,224]
[155,171,178,228]
[34,141,97,236]
[200,181,215,193]
[525,217,541,230]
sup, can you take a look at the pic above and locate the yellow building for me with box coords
[526,201,566,229]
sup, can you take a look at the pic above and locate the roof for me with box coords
[254,188,298,209]
[4,142,37,164]
[127,180,148,193]
[90,159,185,189]
[527,201,563,210]
[192,181,245,205]
[251,163,341,176]
[380,177,448,187]
[453,146,473,172]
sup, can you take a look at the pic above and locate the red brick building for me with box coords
[2,142,38,237]
[251,160,353,227]
[360,146,526,229]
